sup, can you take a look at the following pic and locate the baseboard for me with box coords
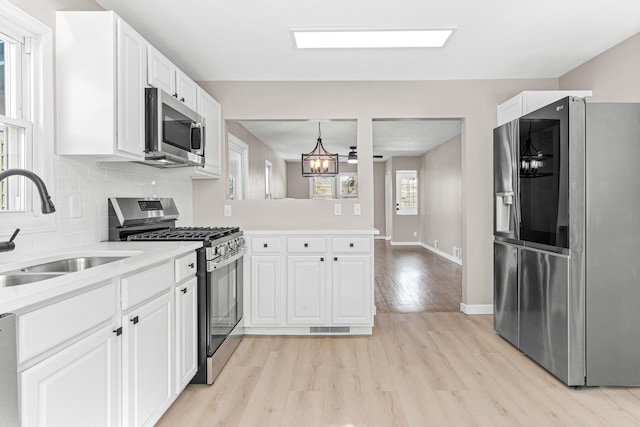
[374,235,387,240]
[385,236,391,241]
[460,303,493,315]
[389,241,421,246]
[420,243,463,266]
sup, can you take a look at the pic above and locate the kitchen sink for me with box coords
[0,273,64,287]
[17,256,129,274]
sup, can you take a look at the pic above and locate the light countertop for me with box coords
[0,241,202,314]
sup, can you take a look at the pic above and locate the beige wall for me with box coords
[560,32,640,102]
[193,79,559,306]
[373,162,386,236]
[391,156,422,243]
[226,121,286,200]
[420,135,462,257]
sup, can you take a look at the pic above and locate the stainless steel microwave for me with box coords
[144,87,205,168]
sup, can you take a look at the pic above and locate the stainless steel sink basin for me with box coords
[0,273,64,287]
[18,256,129,273]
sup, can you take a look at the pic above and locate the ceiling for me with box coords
[236,119,460,161]
[97,0,640,81]
[95,0,637,159]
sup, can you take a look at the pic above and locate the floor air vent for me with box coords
[309,326,350,334]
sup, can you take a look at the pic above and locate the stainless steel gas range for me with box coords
[108,197,244,385]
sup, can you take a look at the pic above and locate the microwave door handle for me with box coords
[190,122,203,152]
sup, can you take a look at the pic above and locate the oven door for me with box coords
[208,256,243,354]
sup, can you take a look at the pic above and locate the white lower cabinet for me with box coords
[17,250,199,427]
[246,233,374,334]
[20,325,120,427]
[250,255,283,325]
[332,255,372,324]
[287,255,327,325]
[175,277,197,393]
[123,292,173,427]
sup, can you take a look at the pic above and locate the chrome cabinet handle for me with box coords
[188,262,195,268]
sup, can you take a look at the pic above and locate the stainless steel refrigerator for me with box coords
[493,96,640,386]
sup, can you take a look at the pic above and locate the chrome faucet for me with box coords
[0,168,56,252]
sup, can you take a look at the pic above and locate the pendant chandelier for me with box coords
[301,122,339,177]
[520,122,552,178]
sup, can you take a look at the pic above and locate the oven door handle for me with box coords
[207,248,245,271]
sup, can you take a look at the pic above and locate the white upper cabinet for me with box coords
[192,87,222,179]
[147,46,198,111]
[56,11,147,160]
[497,90,592,126]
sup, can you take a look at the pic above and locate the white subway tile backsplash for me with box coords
[0,156,193,264]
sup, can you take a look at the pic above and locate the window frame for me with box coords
[396,170,418,216]
[0,1,55,235]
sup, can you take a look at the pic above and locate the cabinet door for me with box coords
[116,18,147,158]
[287,255,327,325]
[196,87,222,177]
[123,292,173,427]
[332,255,372,325]
[20,325,120,427]
[147,45,176,95]
[496,94,523,126]
[250,255,282,326]
[175,277,197,393]
[177,70,198,111]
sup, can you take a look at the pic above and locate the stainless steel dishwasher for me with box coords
[0,313,19,426]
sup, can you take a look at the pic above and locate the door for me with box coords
[332,255,372,325]
[493,242,518,347]
[147,45,176,95]
[176,70,198,110]
[116,18,146,158]
[250,255,283,326]
[519,247,569,383]
[123,292,173,427]
[175,277,198,393]
[20,325,119,427]
[287,255,327,325]
[493,120,519,240]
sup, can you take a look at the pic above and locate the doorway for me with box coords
[372,118,463,313]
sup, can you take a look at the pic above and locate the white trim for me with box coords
[374,235,387,240]
[420,243,463,266]
[385,235,391,241]
[389,241,421,246]
[460,303,493,315]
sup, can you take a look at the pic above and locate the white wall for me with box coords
[560,32,640,102]
[1,0,195,264]
[420,134,462,258]
[373,162,386,236]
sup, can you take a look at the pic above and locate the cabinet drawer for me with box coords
[332,237,371,253]
[122,262,172,310]
[175,252,197,283]
[18,282,116,363]
[287,237,326,253]
[252,237,282,253]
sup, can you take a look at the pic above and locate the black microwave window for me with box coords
[162,105,194,151]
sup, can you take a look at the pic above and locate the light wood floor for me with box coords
[158,312,640,426]
[374,241,462,312]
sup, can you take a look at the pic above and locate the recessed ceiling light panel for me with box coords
[292,27,455,49]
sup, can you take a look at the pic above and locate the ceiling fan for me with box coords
[340,146,384,164]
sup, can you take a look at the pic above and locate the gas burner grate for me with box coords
[127,226,240,242]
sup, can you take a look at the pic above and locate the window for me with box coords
[310,176,335,200]
[396,170,418,215]
[0,1,54,234]
[0,32,31,212]
[265,160,273,199]
[309,173,358,200]
[338,173,358,199]
[228,134,248,200]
